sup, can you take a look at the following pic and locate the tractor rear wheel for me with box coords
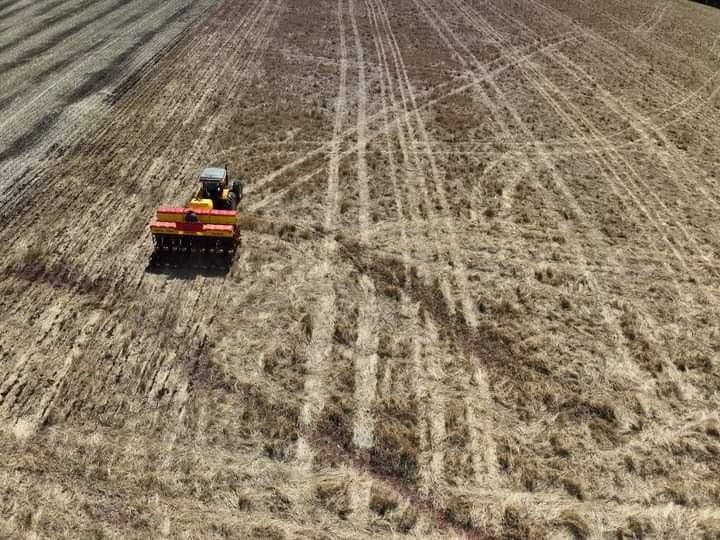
[232,180,243,200]
[226,191,237,210]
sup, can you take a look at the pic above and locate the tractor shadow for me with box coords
[144,253,233,279]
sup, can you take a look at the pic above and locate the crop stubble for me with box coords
[1,0,719,538]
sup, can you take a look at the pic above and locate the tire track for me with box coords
[363,4,454,496]
[464,365,500,489]
[297,255,337,468]
[325,0,350,232]
[441,485,720,537]
[640,0,671,36]
[297,0,348,468]
[246,32,575,204]
[593,0,703,78]
[447,0,720,515]
[367,0,458,318]
[448,6,660,292]
[549,52,720,271]
[518,0,720,210]
[401,299,446,497]
[571,45,720,210]
[375,0,479,328]
[364,0,424,230]
[478,1,720,421]
[532,0,716,118]
[349,0,371,243]
[352,6,416,464]
[413,0,656,498]
[522,43,720,207]
[248,35,574,214]
[634,1,666,35]
[0,1,718,536]
[351,275,379,449]
[482,1,720,289]
[442,0,660,286]
[363,0,411,270]
[409,0,552,497]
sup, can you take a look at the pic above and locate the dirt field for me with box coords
[1,0,719,538]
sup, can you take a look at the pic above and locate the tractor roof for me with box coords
[199,166,226,181]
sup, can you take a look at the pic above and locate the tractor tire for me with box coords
[232,180,243,201]
[226,191,237,210]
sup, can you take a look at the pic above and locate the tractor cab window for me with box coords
[199,167,226,182]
